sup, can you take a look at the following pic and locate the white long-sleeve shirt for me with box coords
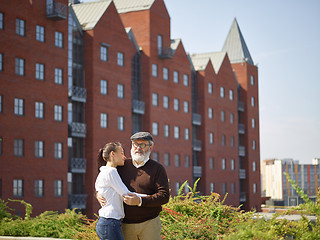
[95,166,132,220]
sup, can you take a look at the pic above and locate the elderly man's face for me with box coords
[131,139,152,162]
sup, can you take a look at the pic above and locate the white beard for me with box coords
[131,148,151,163]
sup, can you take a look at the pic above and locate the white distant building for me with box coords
[261,158,320,206]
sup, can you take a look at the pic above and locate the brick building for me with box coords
[0,0,261,218]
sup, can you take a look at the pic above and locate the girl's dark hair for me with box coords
[97,142,122,171]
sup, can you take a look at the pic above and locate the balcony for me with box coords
[46,0,67,21]
[159,47,173,59]
[238,123,245,134]
[70,158,86,173]
[239,145,246,157]
[238,101,245,112]
[69,122,87,138]
[132,100,145,114]
[192,113,202,126]
[193,166,202,178]
[240,192,246,202]
[239,169,246,179]
[192,139,202,152]
[69,194,87,209]
[69,86,87,103]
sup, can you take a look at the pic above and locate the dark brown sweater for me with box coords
[117,158,170,223]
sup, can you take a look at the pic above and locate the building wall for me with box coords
[0,0,69,216]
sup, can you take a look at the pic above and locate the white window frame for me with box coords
[229,89,233,100]
[152,64,158,77]
[157,35,163,55]
[14,98,24,116]
[54,105,63,122]
[117,52,124,66]
[152,122,159,136]
[208,82,213,94]
[118,116,124,131]
[13,179,23,197]
[16,18,25,36]
[54,142,63,159]
[36,63,45,80]
[54,68,63,84]
[35,102,44,119]
[100,113,108,128]
[15,57,25,76]
[174,98,179,111]
[152,93,158,106]
[35,179,44,197]
[183,101,189,113]
[163,96,169,109]
[164,124,169,138]
[173,71,179,83]
[54,180,63,197]
[184,128,189,140]
[35,140,44,158]
[36,25,45,42]
[208,107,213,119]
[100,80,108,95]
[174,126,179,139]
[231,159,235,170]
[55,31,63,48]
[175,154,180,167]
[117,84,124,99]
[220,87,225,98]
[183,74,188,86]
[209,132,214,144]
[163,67,168,80]
[100,45,108,62]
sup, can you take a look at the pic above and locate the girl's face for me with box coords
[113,147,126,166]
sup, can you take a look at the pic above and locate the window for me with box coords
[15,57,25,76]
[54,68,63,84]
[185,155,190,168]
[100,80,108,95]
[229,89,233,100]
[210,182,215,193]
[230,113,234,124]
[209,132,214,144]
[0,12,3,30]
[208,83,213,94]
[208,107,213,119]
[231,159,235,170]
[117,84,124,98]
[222,159,226,170]
[174,98,179,111]
[35,140,44,158]
[118,116,124,131]
[164,153,170,166]
[251,97,255,107]
[251,75,254,86]
[0,137,2,156]
[0,95,2,112]
[175,182,180,195]
[183,74,188,86]
[54,105,63,121]
[183,101,189,113]
[14,98,24,116]
[157,35,162,55]
[163,67,168,80]
[100,45,108,61]
[184,128,189,140]
[221,110,225,122]
[54,180,63,197]
[175,154,180,167]
[152,122,158,136]
[163,96,169,109]
[231,136,235,147]
[117,52,124,66]
[252,140,256,150]
[164,124,169,137]
[55,31,63,48]
[231,183,235,194]
[253,161,256,172]
[100,113,107,128]
[252,118,255,128]
[54,143,63,159]
[152,64,158,77]
[13,179,23,197]
[16,18,25,36]
[174,126,179,139]
[0,53,3,71]
[220,87,225,98]
[209,157,214,169]
[222,183,227,194]
[35,102,44,119]
[35,180,44,197]
[173,71,179,83]
[152,93,158,106]
[153,152,159,161]
[35,63,45,80]
[253,183,257,194]
[36,25,45,42]
[222,135,226,146]
[14,139,24,156]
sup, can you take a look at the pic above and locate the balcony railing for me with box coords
[193,166,202,178]
[70,158,86,173]
[132,100,145,114]
[69,86,87,103]
[159,47,173,59]
[238,101,245,112]
[69,122,87,138]
[239,145,245,157]
[238,123,245,134]
[240,192,246,202]
[46,0,67,20]
[69,194,87,209]
[239,169,246,179]
[192,113,201,126]
[192,139,202,152]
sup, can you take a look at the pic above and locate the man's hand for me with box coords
[123,193,142,206]
[96,192,106,207]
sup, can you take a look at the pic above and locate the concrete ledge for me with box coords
[0,237,71,240]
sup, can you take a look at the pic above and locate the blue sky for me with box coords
[82,0,320,164]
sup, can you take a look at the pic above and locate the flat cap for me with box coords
[130,132,153,142]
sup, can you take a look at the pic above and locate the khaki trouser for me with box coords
[121,216,161,240]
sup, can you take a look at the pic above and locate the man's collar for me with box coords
[132,158,150,168]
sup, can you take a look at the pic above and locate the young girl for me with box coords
[95,142,145,240]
